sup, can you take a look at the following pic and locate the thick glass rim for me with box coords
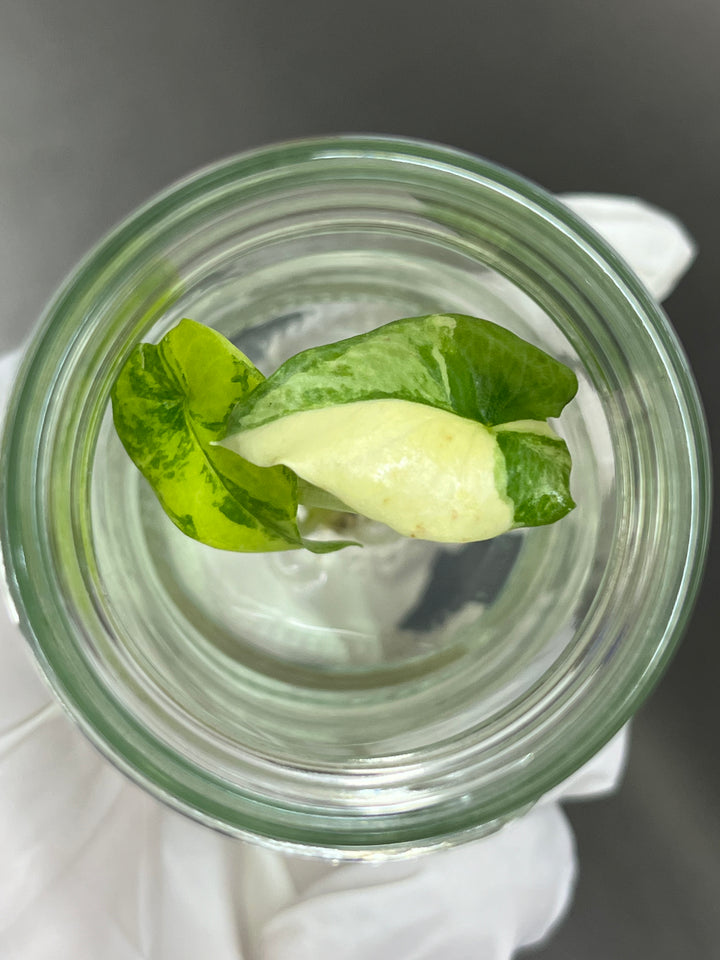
[0,135,712,857]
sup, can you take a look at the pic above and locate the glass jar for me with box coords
[0,137,711,857]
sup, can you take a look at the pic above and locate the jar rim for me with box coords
[1,135,712,856]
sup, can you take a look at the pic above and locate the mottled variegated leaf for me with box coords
[111,319,350,553]
[225,314,577,533]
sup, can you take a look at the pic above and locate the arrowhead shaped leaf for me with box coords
[111,319,351,553]
[225,314,577,532]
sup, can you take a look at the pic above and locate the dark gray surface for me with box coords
[1,2,718,957]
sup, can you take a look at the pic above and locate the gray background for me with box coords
[1,1,718,956]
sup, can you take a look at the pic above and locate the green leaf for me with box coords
[495,429,575,527]
[226,313,578,434]
[111,319,351,553]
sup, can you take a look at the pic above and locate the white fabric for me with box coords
[562,193,695,302]
[0,195,694,959]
